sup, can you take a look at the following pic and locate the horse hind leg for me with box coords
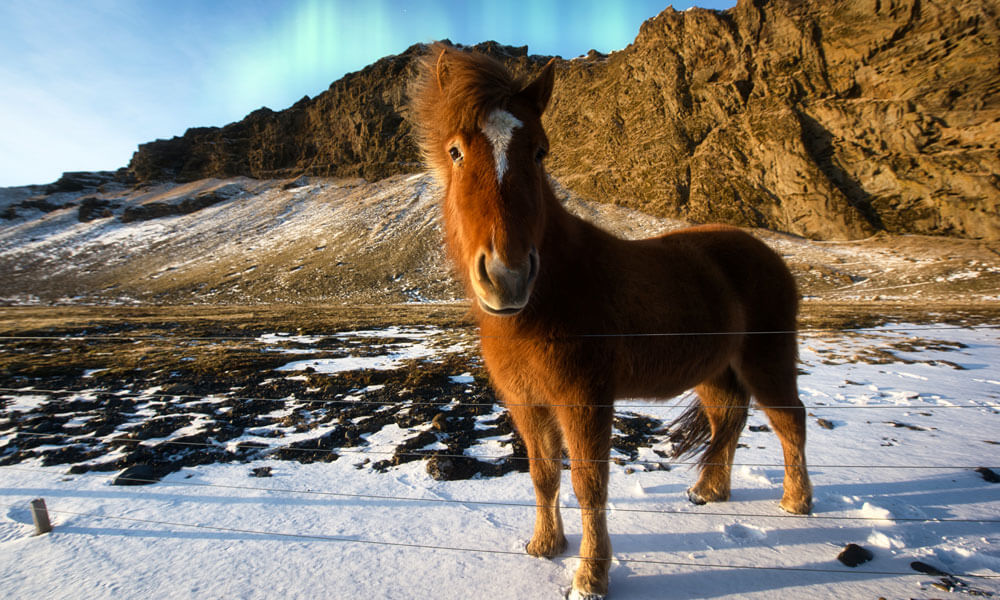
[677,368,750,505]
[738,335,813,514]
[507,403,567,558]
[756,396,813,514]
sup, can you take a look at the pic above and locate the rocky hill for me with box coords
[124,0,998,241]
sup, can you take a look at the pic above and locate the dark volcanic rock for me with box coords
[46,171,121,193]
[837,543,874,567]
[113,464,158,486]
[124,0,1000,241]
[120,186,240,223]
[3,196,65,220]
[976,466,1000,483]
[78,197,115,222]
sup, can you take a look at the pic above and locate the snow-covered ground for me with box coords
[1,323,998,599]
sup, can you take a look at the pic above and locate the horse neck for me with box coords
[537,185,611,293]
[503,183,613,333]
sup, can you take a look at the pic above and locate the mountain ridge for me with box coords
[17,0,1000,241]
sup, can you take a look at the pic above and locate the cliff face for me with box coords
[127,0,1000,240]
[547,0,999,240]
[128,45,423,183]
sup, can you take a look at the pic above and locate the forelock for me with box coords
[410,44,527,182]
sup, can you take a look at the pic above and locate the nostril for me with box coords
[528,247,539,281]
[476,251,491,286]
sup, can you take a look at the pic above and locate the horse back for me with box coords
[654,225,799,331]
[601,225,798,398]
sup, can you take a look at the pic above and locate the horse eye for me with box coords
[449,146,463,163]
[535,147,548,164]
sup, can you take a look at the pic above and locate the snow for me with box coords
[257,333,324,345]
[2,324,999,599]
[274,327,467,374]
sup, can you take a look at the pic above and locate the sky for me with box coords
[0,0,736,187]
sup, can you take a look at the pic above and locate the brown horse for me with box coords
[411,44,812,599]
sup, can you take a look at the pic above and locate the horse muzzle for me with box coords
[470,246,539,316]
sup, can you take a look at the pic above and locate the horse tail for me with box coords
[667,371,750,464]
[667,401,712,459]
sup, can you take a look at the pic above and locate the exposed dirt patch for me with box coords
[0,304,993,481]
[0,307,550,480]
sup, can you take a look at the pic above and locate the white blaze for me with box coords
[482,109,523,185]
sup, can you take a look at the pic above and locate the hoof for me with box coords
[687,482,730,505]
[565,588,606,600]
[780,497,813,515]
[686,487,707,505]
[568,571,609,600]
[526,535,567,558]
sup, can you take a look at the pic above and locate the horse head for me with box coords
[413,46,555,316]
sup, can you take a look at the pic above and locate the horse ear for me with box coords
[519,58,556,114]
[435,47,451,93]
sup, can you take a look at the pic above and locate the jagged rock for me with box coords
[46,171,118,193]
[250,466,272,478]
[120,202,181,223]
[976,467,1000,483]
[113,463,158,486]
[121,0,999,241]
[126,44,429,184]
[545,0,999,240]
[78,197,114,222]
[2,196,63,219]
[120,186,240,223]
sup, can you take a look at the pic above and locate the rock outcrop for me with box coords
[127,46,426,184]
[126,0,1000,240]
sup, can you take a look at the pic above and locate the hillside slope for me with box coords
[1,174,998,307]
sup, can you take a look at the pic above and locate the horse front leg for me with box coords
[507,403,567,557]
[558,402,613,600]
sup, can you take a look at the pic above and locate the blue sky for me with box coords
[0,0,736,187]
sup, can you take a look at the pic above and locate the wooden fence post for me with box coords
[30,498,52,535]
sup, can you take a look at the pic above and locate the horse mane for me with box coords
[410,43,528,182]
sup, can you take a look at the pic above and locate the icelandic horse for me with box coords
[410,44,812,599]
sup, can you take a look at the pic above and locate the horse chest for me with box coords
[479,330,612,394]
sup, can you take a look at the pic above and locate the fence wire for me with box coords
[3,429,998,471]
[3,464,998,524]
[1,387,997,412]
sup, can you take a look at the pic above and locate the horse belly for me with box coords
[613,332,740,400]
